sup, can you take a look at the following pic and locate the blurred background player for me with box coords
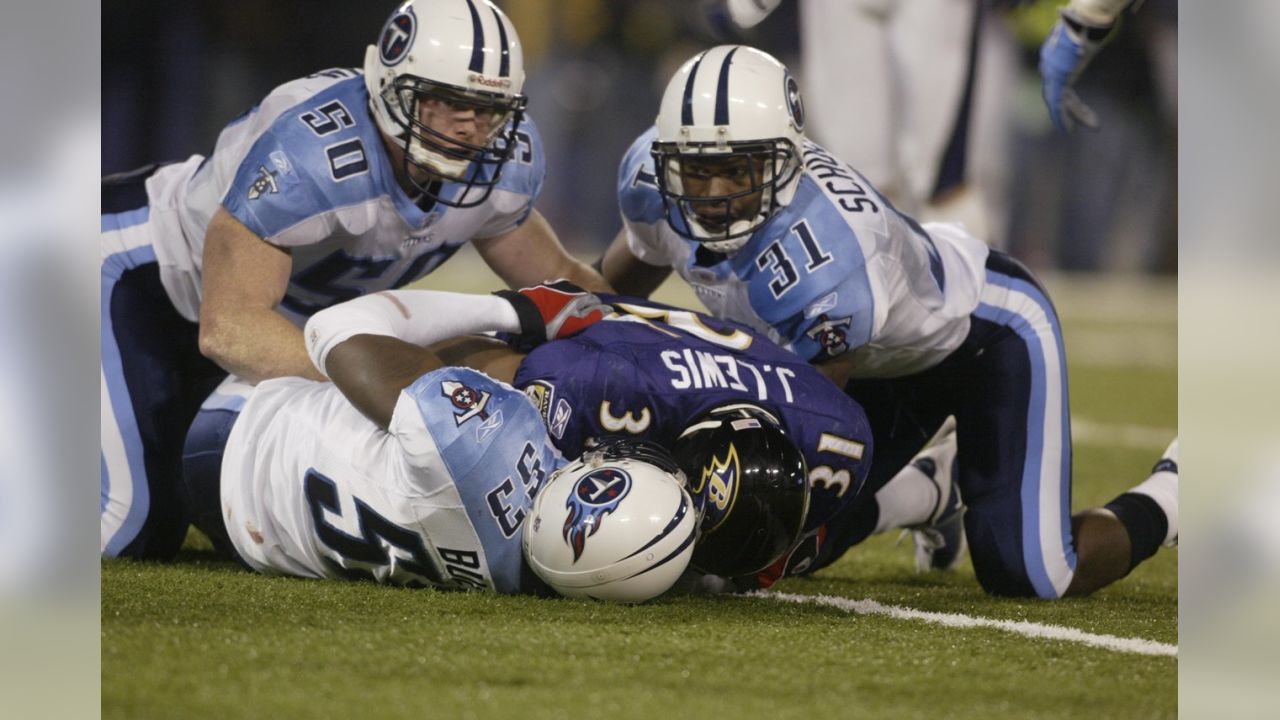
[181,282,696,602]
[1038,0,1138,133]
[599,45,1176,597]
[101,0,606,560]
[697,0,1027,246]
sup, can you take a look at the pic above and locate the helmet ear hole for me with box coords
[673,404,809,578]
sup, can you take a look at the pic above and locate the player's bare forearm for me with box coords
[476,209,613,293]
[816,351,856,389]
[199,207,325,383]
[326,334,444,430]
[599,228,671,298]
[429,336,524,384]
[201,308,325,383]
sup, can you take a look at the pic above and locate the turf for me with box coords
[102,274,1176,719]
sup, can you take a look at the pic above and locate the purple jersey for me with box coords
[512,296,873,541]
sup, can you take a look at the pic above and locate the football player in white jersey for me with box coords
[101,0,608,560]
[596,45,1177,598]
[180,283,697,602]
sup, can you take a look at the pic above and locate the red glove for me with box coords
[494,280,612,348]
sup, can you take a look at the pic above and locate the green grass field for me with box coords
[102,265,1177,719]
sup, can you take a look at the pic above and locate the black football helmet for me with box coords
[672,404,809,577]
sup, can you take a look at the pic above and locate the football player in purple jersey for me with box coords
[301,284,877,590]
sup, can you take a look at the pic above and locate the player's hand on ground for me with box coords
[495,280,612,347]
[1038,8,1111,133]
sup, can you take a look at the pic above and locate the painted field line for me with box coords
[1073,416,1175,450]
[756,592,1178,657]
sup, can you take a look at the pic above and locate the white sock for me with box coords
[1129,468,1178,545]
[873,464,939,534]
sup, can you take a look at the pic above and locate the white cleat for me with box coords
[906,418,967,572]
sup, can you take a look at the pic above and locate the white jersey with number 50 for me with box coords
[220,367,564,594]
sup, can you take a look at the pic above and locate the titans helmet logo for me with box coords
[692,443,740,534]
[562,467,632,562]
[805,314,852,358]
[441,380,491,426]
[784,73,805,131]
[378,4,417,67]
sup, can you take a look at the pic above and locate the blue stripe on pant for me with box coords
[817,251,1076,598]
[100,243,159,556]
[973,254,1076,598]
[100,247,227,559]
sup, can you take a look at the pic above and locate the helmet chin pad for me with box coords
[407,136,473,180]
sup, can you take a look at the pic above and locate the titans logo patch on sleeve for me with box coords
[805,314,852,358]
[442,380,491,425]
[247,165,278,200]
[562,468,632,561]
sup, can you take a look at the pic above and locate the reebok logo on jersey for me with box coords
[442,380,491,426]
[247,165,278,200]
[805,292,838,318]
[476,409,504,442]
[549,399,571,440]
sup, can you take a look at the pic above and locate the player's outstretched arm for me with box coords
[1038,0,1131,133]
[306,284,609,427]
[597,228,672,299]
[475,209,613,293]
[198,208,326,383]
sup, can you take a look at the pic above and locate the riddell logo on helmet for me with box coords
[469,74,512,89]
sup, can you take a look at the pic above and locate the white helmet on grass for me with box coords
[523,439,698,603]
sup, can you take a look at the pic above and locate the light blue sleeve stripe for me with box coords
[100,244,159,556]
[101,206,150,233]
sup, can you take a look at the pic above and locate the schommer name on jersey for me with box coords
[802,144,880,215]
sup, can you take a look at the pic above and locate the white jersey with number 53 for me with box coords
[220,367,565,594]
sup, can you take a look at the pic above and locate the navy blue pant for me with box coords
[814,251,1078,598]
[100,165,227,559]
[182,404,246,565]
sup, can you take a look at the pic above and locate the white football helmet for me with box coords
[652,45,806,253]
[364,0,527,207]
[523,440,698,603]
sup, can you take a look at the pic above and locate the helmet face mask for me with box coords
[673,404,810,578]
[652,45,807,254]
[652,139,800,251]
[386,76,527,197]
[364,0,528,208]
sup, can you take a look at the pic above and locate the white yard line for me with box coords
[755,591,1178,657]
[1073,417,1176,450]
